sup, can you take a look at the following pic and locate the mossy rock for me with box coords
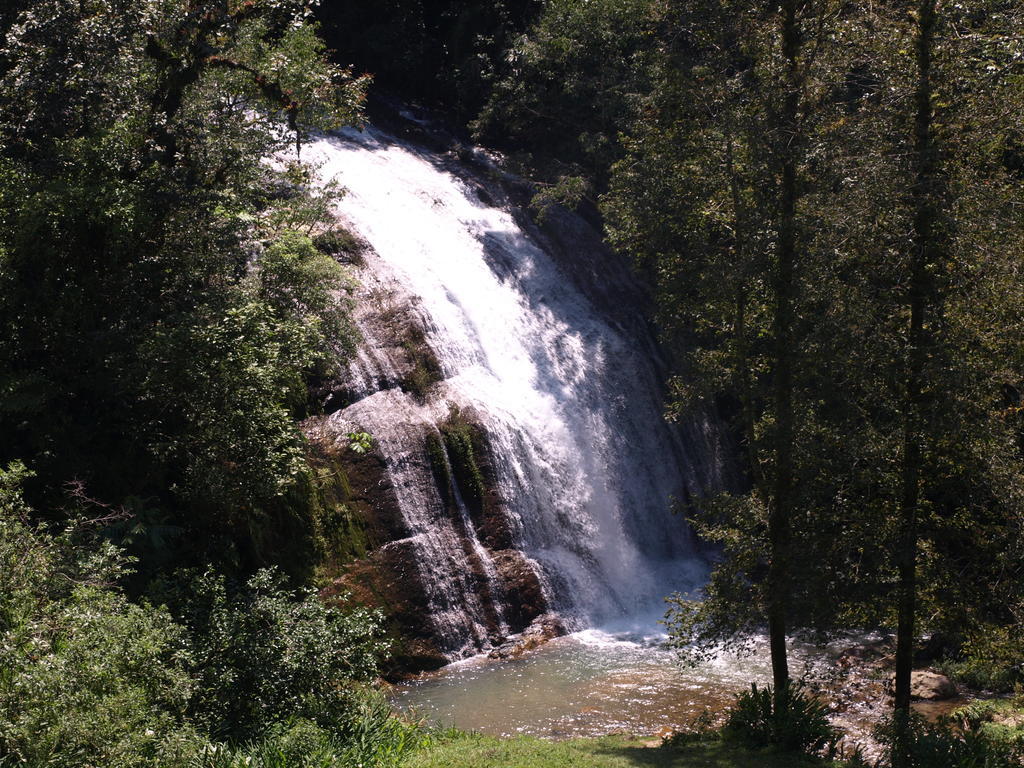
[304,438,407,570]
[399,324,443,400]
[426,432,453,505]
[438,408,487,516]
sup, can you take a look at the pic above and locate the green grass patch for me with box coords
[404,732,845,768]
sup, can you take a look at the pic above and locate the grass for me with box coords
[404,732,845,768]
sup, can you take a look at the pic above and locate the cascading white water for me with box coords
[305,122,728,660]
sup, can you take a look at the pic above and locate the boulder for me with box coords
[910,670,958,700]
[886,670,958,700]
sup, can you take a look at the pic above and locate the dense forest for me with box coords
[1,1,1023,767]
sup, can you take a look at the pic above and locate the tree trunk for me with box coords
[768,0,801,710]
[894,0,939,763]
[726,134,761,488]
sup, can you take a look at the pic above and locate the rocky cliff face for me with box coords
[302,107,733,673]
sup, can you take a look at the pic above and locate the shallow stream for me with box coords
[391,627,966,755]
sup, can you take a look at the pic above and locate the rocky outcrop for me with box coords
[307,324,549,675]
[329,540,451,674]
[490,549,547,630]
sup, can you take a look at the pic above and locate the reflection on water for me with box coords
[392,628,786,739]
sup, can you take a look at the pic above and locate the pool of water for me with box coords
[391,626,966,755]
[392,627,787,739]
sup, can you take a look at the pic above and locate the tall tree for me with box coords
[885,0,1024,759]
[891,0,940,758]
[766,0,802,700]
[604,0,858,713]
[762,0,1024,752]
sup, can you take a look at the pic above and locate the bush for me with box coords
[939,624,1024,693]
[0,469,196,768]
[178,568,388,741]
[0,467,416,768]
[313,227,362,261]
[878,710,1024,768]
[192,701,426,768]
[723,682,840,756]
[0,587,195,768]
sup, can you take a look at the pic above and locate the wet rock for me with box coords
[306,433,409,553]
[324,538,449,678]
[837,641,891,666]
[490,549,547,631]
[488,612,567,659]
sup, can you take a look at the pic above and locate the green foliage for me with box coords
[0,478,190,768]
[607,0,1024,689]
[475,0,660,202]
[0,462,136,635]
[347,432,374,456]
[317,1,540,120]
[143,301,314,515]
[723,684,840,757]
[439,410,487,515]
[181,569,387,741]
[399,326,443,401]
[193,709,426,768]
[425,433,453,503]
[0,473,412,768]
[0,0,368,568]
[313,227,362,263]
[257,231,355,363]
[875,712,1024,768]
[939,622,1024,693]
[1,587,193,768]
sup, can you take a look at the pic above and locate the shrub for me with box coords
[0,467,415,768]
[939,624,1024,693]
[0,471,196,768]
[0,587,195,768]
[313,227,362,262]
[192,702,426,768]
[182,568,389,741]
[878,711,1024,768]
[723,682,840,756]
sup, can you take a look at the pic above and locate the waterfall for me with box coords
[303,119,730,663]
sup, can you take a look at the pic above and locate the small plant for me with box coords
[439,408,486,514]
[399,325,442,401]
[348,431,374,455]
[938,624,1024,694]
[723,682,840,756]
